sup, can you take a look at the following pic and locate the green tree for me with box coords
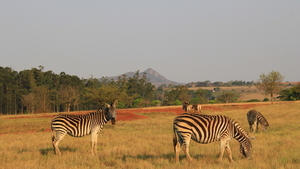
[163,85,190,105]
[217,91,238,103]
[278,83,300,101]
[256,71,284,104]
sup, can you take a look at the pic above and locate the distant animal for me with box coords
[191,103,202,113]
[51,100,118,155]
[247,109,269,134]
[182,101,191,112]
[173,113,252,162]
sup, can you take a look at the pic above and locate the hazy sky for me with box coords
[1,1,299,83]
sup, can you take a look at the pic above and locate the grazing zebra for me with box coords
[51,100,118,155]
[173,113,252,162]
[182,101,191,112]
[247,109,269,134]
[191,103,202,113]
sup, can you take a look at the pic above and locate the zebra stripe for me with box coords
[173,113,252,162]
[247,109,269,133]
[51,100,117,155]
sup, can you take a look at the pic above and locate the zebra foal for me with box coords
[51,100,117,155]
[247,109,269,134]
[173,113,252,162]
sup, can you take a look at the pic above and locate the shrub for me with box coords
[263,98,269,102]
[173,100,182,105]
[246,99,261,102]
[151,100,161,106]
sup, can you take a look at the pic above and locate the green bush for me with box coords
[174,100,182,105]
[246,99,261,102]
[151,100,161,106]
[263,98,269,102]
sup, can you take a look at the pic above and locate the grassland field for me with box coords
[0,101,300,169]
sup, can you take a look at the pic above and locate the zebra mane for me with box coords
[231,118,250,139]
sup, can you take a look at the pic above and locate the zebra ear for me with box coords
[105,103,110,107]
[113,100,118,106]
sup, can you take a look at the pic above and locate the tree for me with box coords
[278,83,300,101]
[217,91,238,103]
[34,86,51,113]
[59,85,80,112]
[256,71,284,104]
[163,85,190,105]
[21,93,35,113]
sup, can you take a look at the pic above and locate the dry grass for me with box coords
[1,102,300,169]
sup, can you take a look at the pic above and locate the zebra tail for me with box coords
[173,127,178,148]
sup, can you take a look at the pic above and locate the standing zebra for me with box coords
[51,100,118,155]
[191,103,202,113]
[173,113,252,162]
[182,101,191,112]
[247,109,269,134]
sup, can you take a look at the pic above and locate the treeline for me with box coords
[0,66,229,114]
[186,80,255,87]
[1,66,299,114]
[0,66,158,114]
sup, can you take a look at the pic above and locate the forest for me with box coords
[1,66,299,115]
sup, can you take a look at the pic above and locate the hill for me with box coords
[107,68,182,86]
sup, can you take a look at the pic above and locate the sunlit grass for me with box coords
[0,102,300,168]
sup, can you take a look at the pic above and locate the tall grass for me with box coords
[0,102,300,168]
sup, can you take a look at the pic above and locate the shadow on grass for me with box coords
[39,147,77,155]
[120,153,205,162]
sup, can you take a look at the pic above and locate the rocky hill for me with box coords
[108,68,182,86]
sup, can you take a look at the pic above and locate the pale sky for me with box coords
[1,1,299,83]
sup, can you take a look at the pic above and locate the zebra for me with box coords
[191,103,202,113]
[173,113,252,162]
[51,100,118,155]
[247,109,269,134]
[182,101,191,112]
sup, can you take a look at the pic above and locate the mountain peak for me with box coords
[107,68,182,86]
[144,68,160,77]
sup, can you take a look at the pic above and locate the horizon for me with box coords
[3,66,298,84]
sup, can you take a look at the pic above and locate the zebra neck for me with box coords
[233,123,250,144]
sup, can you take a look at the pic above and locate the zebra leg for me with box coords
[249,124,253,133]
[219,139,226,161]
[182,137,193,162]
[225,142,233,162]
[253,122,257,133]
[173,135,181,162]
[90,130,99,155]
[52,131,66,155]
[219,139,233,161]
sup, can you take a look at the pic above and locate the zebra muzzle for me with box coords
[111,118,116,125]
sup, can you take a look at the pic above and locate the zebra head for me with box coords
[260,116,269,133]
[182,101,189,111]
[105,100,118,125]
[239,138,252,159]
